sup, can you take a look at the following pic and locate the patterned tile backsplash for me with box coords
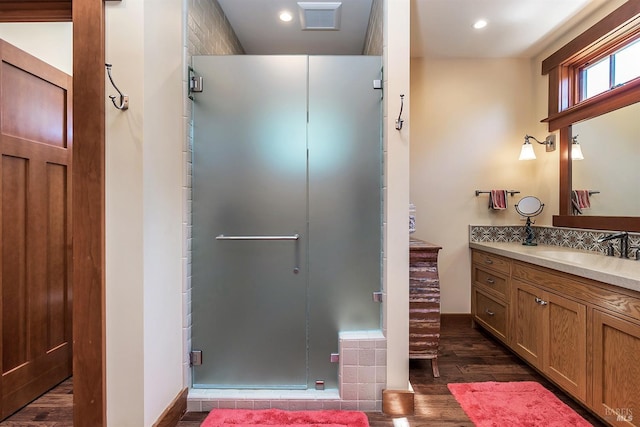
[470,225,640,258]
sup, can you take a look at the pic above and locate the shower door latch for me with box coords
[373,79,382,90]
[190,350,203,366]
[372,291,383,302]
[190,75,204,93]
[188,66,204,100]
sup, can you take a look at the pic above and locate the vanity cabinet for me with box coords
[471,251,510,343]
[471,248,640,425]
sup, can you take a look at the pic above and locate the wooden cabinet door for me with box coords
[543,292,586,402]
[511,279,544,368]
[0,40,72,420]
[592,310,640,426]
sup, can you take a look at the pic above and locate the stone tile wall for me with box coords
[470,225,640,258]
[362,0,382,55]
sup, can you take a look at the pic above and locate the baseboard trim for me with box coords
[441,313,472,321]
[153,387,188,427]
[382,388,415,415]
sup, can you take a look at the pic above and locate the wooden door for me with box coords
[511,279,543,368]
[543,292,586,402]
[592,310,640,426]
[0,39,72,420]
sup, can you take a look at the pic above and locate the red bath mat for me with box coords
[200,408,369,427]
[448,381,591,427]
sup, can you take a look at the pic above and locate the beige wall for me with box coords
[383,0,411,390]
[410,58,539,314]
[0,23,72,74]
[409,0,629,314]
[105,0,184,425]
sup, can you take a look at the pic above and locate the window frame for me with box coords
[578,31,640,102]
[541,5,640,131]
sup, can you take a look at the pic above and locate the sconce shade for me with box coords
[518,134,556,160]
[571,137,584,160]
[519,140,536,160]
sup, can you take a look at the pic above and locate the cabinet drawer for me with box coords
[472,250,510,275]
[473,266,508,299]
[473,288,508,341]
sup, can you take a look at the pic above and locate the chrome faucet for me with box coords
[597,231,629,258]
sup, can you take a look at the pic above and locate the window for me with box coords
[580,38,640,101]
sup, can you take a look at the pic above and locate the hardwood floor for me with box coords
[179,315,606,427]
[0,378,72,426]
[1,316,606,426]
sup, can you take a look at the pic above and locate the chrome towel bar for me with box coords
[215,234,300,241]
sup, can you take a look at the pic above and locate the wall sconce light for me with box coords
[571,135,584,160]
[518,134,556,160]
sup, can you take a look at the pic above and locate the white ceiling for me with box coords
[217,0,611,58]
[411,0,608,58]
[218,0,374,55]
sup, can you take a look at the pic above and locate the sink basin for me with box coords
[532,249,600,263]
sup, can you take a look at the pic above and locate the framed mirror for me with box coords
[571,103,640,217]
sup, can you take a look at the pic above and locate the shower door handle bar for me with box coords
[215,234,300,241]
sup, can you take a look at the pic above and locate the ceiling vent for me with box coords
[298,2,342,31]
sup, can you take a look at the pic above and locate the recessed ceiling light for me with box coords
[280,11,293,22]
[473,19,488,29]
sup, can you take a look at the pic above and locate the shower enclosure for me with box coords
[191,55,382,390]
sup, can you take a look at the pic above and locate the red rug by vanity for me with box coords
[200,409,369,427]
[448,381,591,427]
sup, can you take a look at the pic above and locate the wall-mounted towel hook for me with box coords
[395,94,404,130]
[105,63,129,110]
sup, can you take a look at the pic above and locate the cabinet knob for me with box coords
[484,259,493,264]
[486,277,495,284]
[535,297,548,306]
[484,308,495,316]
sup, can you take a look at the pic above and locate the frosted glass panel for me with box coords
[191,55,382,390]
[191,56,308,388]
[307,56,382,388]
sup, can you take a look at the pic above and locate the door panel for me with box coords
[192,56,308,389]
[511,279,543,367]
[592,310,640,425]
[307,56,382,387]
[2,155,28,373]
[0,39,72,420]
[544,292,586,401]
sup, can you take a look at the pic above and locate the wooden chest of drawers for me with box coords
[409,239,442,377]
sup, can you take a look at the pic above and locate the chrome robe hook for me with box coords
[105,63,129,110]
[395,94,404,130]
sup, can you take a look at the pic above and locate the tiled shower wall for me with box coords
[182,0,386,412]
[470,225,640,257]
[362,0,382,55]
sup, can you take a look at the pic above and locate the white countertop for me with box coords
[469,241,640,293]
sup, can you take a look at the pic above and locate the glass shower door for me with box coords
[191,56,308,388]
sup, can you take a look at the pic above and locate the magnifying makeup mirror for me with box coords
[515,196,544,246]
